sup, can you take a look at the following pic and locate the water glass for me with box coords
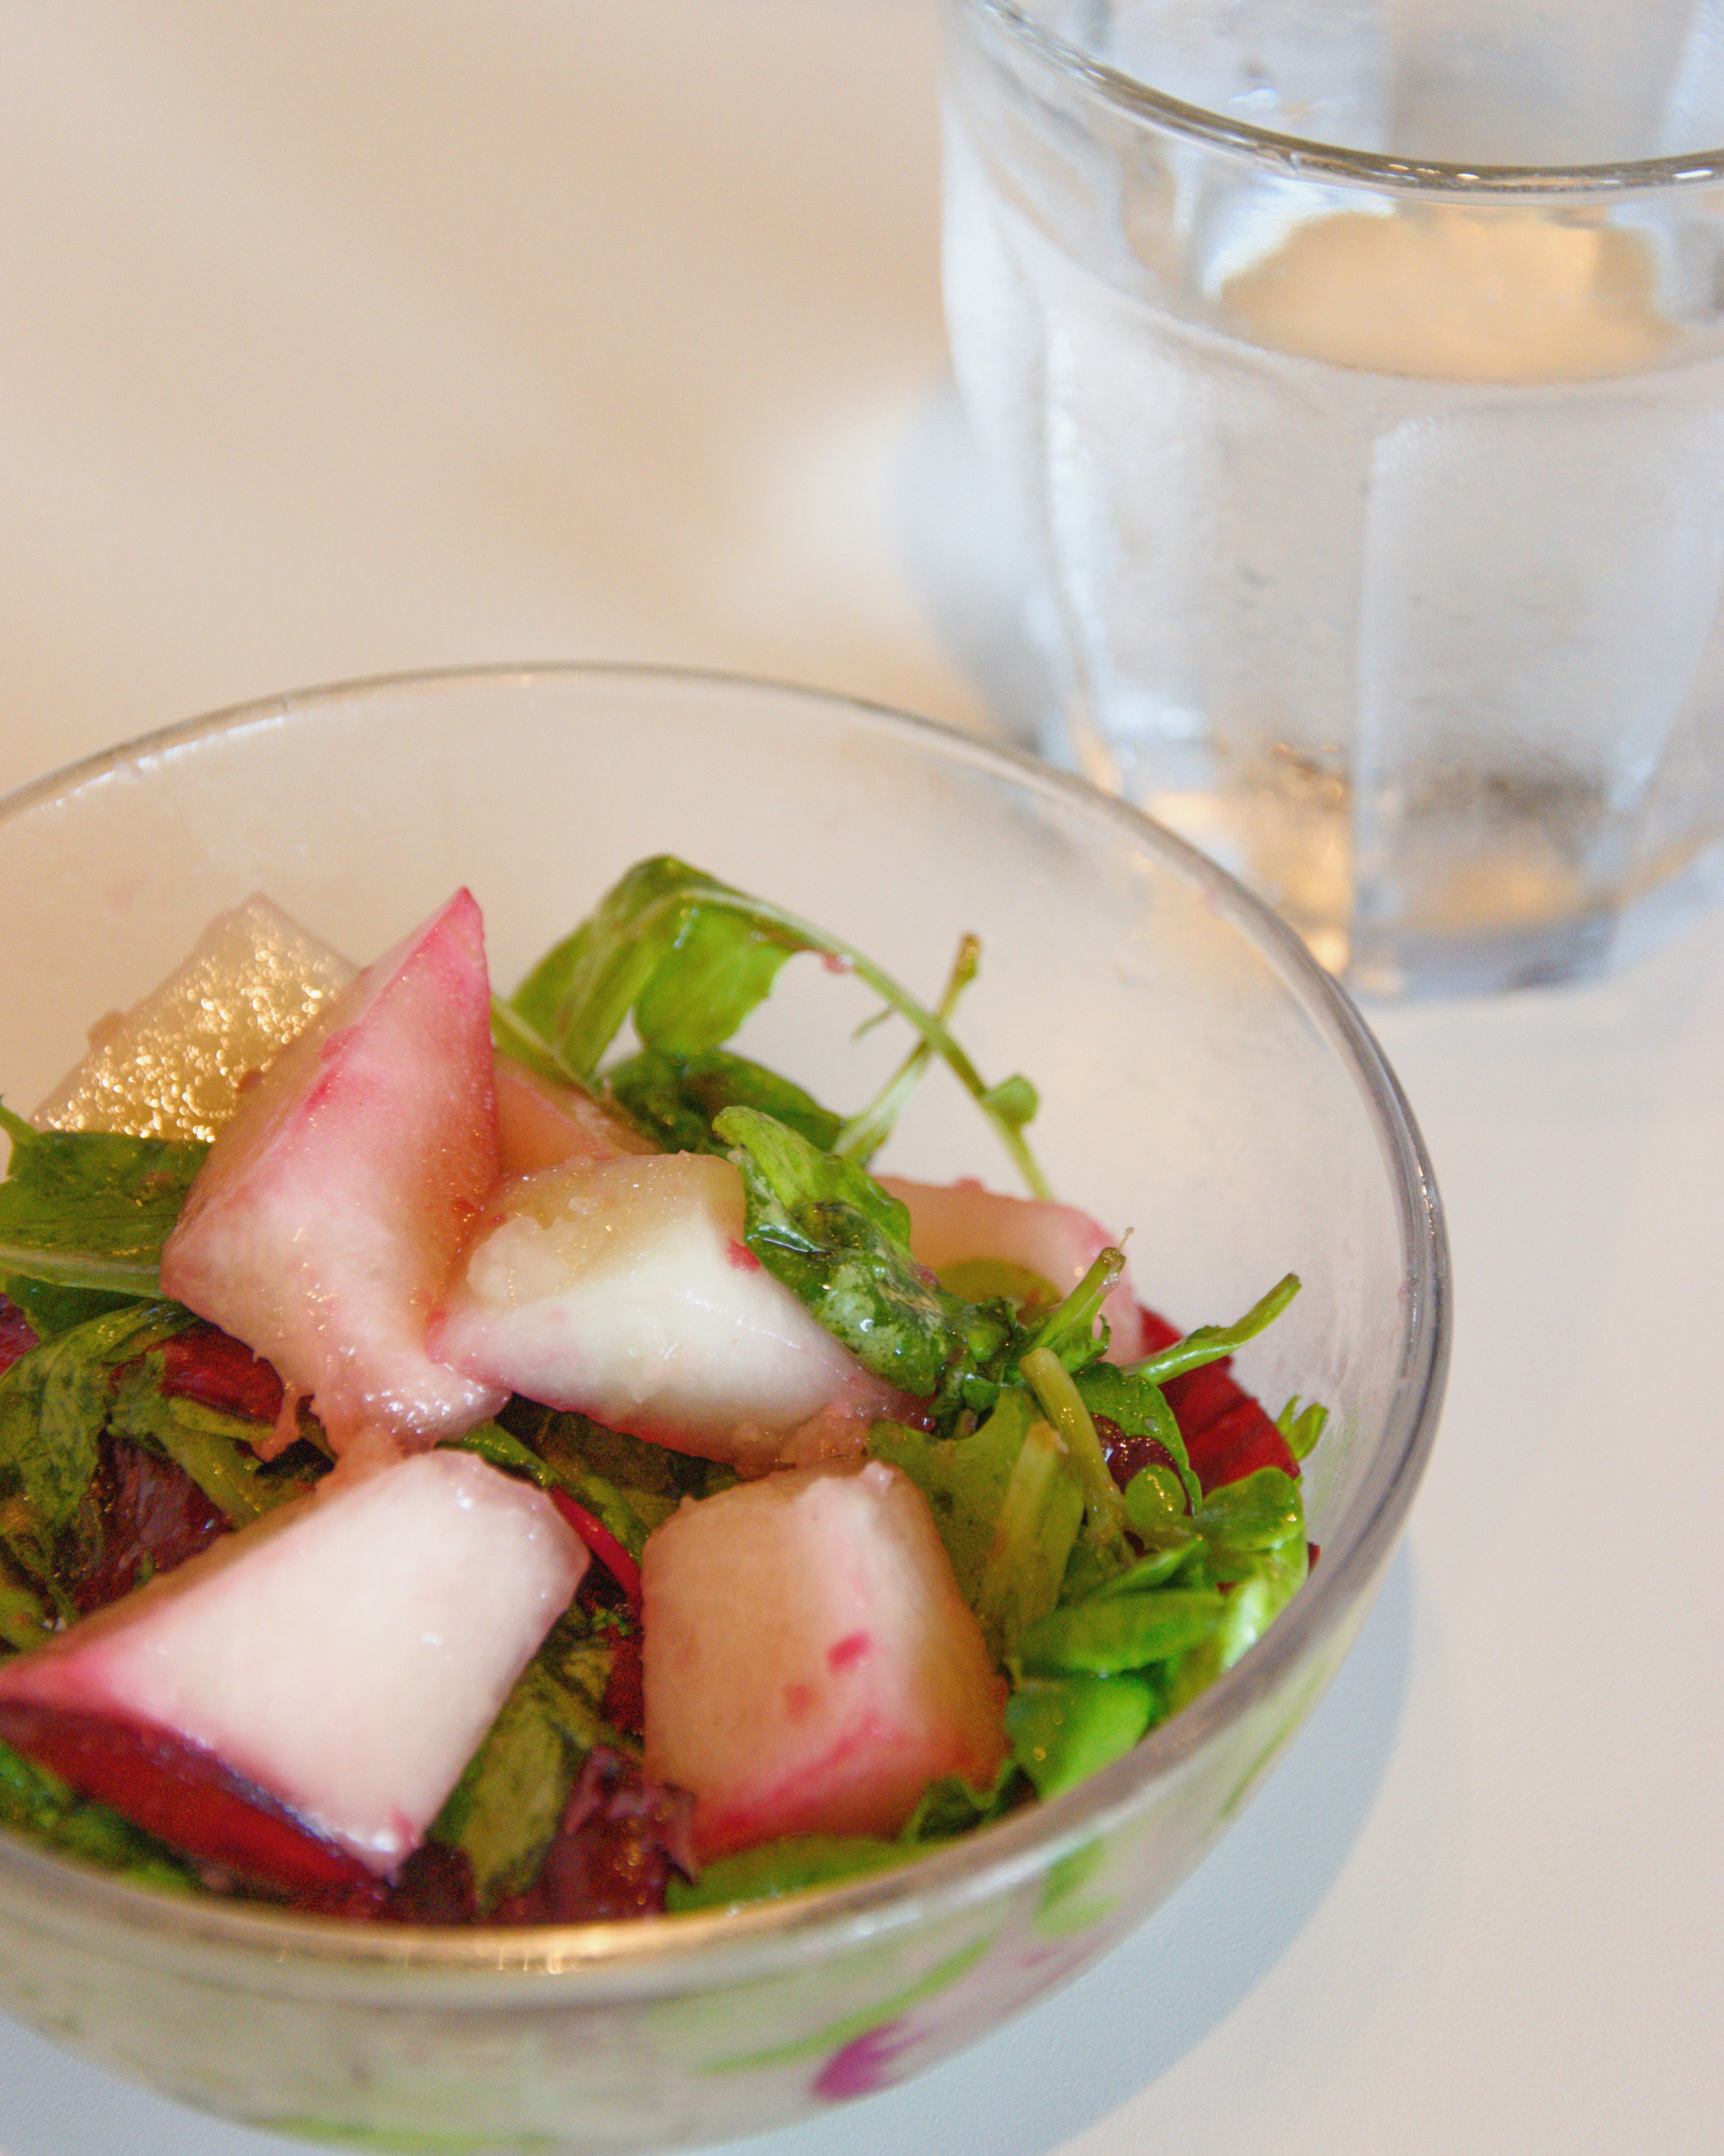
[942,0,1724,992]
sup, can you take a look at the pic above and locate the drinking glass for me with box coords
[943,0,1724,992]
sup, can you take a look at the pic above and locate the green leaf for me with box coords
[0,1107,207,1298]
[105,1359,316,1525]
[899,1757,1023,1842]
[716,1105,981,1398]
[0,1557,52,1653]
[666,1835,912,1913]
[832,934,977,1167]
[1016,1589,1227,1677]
[510,856,1051,1196]
[0,1302,195,1588]
[606,1047,842,1157]
[1005,1677,1157,1799]
[871,1388,1083,1660]
[0,1277,137,1344]
[1276,1394,1330,1461]
[429,1606,624,1912]
[1076,1360,1201,1513]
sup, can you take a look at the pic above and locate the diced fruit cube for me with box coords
[33,894,356,1142]
[642,1460,1007,1858]
[0,1451,587,1880]
[430,1152,900,1474]
[160,891,506,1450]
[879,1175,1154,1360]
[493,1056,656,1175]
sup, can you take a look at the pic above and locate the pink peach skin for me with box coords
[161,890,508,1450]
[642,1461,1007,1859]
[0,1452,587,1876]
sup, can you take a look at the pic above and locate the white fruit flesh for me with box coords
[642,1460,1007,1859]
[879,1174,1152,1361]
[160,890,507,1450]
[430,1151,897,1474]
[0,1451,587,1874]
[493,1056,656,1175]
[33,895,356,1143]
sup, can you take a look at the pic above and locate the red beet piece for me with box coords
[0,1298,37,1374]
[493,1748,695,1923]
[70,1433,230,1615]
[158,1323,286,1427]
[0,1701,378,1897]
[378,1839,479,1925]
[600,1630,645,1740]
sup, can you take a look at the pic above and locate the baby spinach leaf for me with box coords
[431,1656,605,1913]
[0,1106,206,1299]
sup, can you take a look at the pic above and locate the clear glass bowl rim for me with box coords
[956,0,1724,198]
[0,661,1449,1999]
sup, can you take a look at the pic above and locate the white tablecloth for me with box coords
[1,7,1719,2153]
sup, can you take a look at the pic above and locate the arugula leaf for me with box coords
[871,1387,1084,1659]
[716,1105,997,1399]
[1075,1360,1202,1514]
[105,1358,315,1526]
[448,1412,717,1562]
[510,856,1051,1197]
[1005,1677,1157,1799]
[831,933,977,1167]
[429,1607,620,1913]
[0,1558,52,1653]
[607,1047,842,1157]
[0,1302,195,1595]
[0,1106,206,1301]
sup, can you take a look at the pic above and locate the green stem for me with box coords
[1131,1273,1302,1385]
[1020,1345,1126,1543]
[833,935,979,1167]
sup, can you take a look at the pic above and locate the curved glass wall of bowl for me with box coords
[941,0,1724,994]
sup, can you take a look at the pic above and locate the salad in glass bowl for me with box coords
[0,851,1329,1927]
[0,666,1446,2154]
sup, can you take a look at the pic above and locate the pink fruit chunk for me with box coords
[493,1055,656,1175]
[642,1461,1007,1859]
[878,1175,1153,1362]
[160,890,508,1450]
[0,1451,587,1879]
[430,1151,902,1474]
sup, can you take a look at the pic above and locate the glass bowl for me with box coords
[0,666,1448,2154]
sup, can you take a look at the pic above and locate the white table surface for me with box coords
[1,6,1720,2154]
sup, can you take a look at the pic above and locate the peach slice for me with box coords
[493,1056,656,1175]
[642,1460,1007,1859]
[161,890,507,1450]
[0,1451,587,1880]
[430,1151,901,1474]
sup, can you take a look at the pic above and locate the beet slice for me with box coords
[70,1434,230,1615]
[0,1297,38,1374]
[492,1748,695,1923]
[0,1700,377,1896]
[157,1323,286,1426]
